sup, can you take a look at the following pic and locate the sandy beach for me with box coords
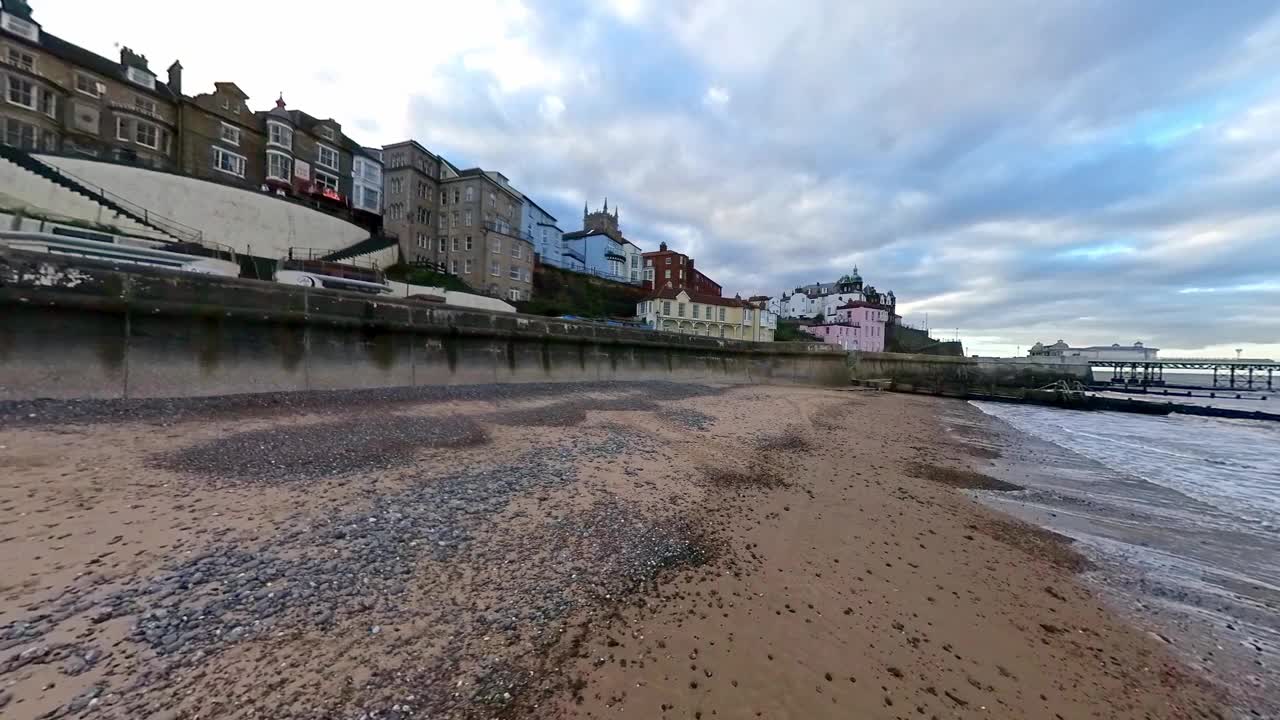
[0,383,1224,718]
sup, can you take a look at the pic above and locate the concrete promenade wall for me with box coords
[35,155,368,259]
[848,350,1093,390]
[0,249,848,401]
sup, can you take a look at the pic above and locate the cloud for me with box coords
[702,85,730,108]
[43,0,1280,357]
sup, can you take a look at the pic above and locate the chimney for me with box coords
[167,60,183,94]
[659,241,668,251]
[120,46,149,70]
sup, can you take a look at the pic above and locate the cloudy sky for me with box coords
[37,0,1280,356]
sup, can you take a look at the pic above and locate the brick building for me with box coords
[381,139,535,301]
[642,241,721,296]
[1,1,180,167]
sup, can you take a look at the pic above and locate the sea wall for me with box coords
[0,248,848,401]
[848,351,1093,390]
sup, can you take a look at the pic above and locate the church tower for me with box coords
[583,197,622,241]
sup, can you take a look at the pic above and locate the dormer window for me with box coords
[267,120,292,150]
[0,13,39,42]
[125,66,155,90]
[317,126,335,140]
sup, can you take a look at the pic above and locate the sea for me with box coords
[941,376,1280,718]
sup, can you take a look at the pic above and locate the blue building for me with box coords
[558,199,642,283]
[518,195,562,267]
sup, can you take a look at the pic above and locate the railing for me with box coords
[283,247,384,284]
[23,153,206,245]
[0,230,237,277]
[554,260,643,286]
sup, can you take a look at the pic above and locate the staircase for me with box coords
[0,146,203,244]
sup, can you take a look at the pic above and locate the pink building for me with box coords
[800,301,888,352]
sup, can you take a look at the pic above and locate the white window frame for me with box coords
[6,75,34,110]
[7,47,34,71]
[451,259,459,274]
[464,258,473,274]
[220,122,240,146]
[491,237,501,254]
[508,288,521,301]
[266,149,292,181]
[267,120,292,149]
[213,146,246,178]
[316,143,339,170]
[38,86,54,118]
[74,72,102,98]
[317,125,335,140]
[465,236,473,251]
[134,120,159,149]
[314,168,339,193]
[663,301,672,315]
[115,116,129,141]
[465,186,474,202]
[125,66,155,90]
[509,266,520,280]
[464,209,472,226]
[490,260,500,277]
[134,95,157,116]
[511,244,522,259]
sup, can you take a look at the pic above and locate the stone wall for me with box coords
[848,351,1093,391]
[0,248,849,401]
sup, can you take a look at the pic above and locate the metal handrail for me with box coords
[0,230,233,265]
[35,160,206,244]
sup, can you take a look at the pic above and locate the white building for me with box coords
[1029,340,1159,362]
[351,148,383,215]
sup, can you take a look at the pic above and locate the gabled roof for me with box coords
[644,286,750,308]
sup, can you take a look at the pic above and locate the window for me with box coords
[664,269,671,279]
[691,305,699,319]
[2,116,37,149]
[220,122,240,146]
[317,126,335,140]
[39,88,54,117]
[416,232,427,249]
[221,97,241,114]
[464,210,472,226]
[464,258,473,274]
[213,147,246,177]
[465,186,474,201]
[451,236,459,251]
[719,308,726,321]
[134,120,159,149]
[72,102,98,133]
[490,260,499,276]
[416,181,426,199]
[6,75,33,109]
[438,215,446,231]
[451,259,459,274]
[439,189,447,204]
[509,266,520,280]
[267,121,292,149]
[389,177,402,195]
[487,191,495,208]
[1,13,39,42]
[74,73,101,97]
[314,169,338,193]
[451,211,458,228]
[134,96,157,116]
[662,301,672,315]
[665,257,671,264]
[645,258,653,267]
[491,237,501,253]
[465,236,473,251]
[7,47,34,71]
[417,207,429,223]
[508,288,521,301]
[356,185,380,212]
[438,236,447,252]
[511,244,521,259]
[267,150,292,181]
[679,257,685,265]
[316,143,339,170]
[677,303,686,317]
[125,66,155,89]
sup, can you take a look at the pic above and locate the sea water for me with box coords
[952,401,1280,717]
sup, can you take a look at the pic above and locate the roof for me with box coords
[561,229,614,241]
[519,194,558,223]
[33,31,178,101]
[836,300,886,311]
[644,286,750,308]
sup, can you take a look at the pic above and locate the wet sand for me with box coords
[0,383,1223,718]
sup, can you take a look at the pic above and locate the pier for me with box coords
[1090,357,1279,390]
